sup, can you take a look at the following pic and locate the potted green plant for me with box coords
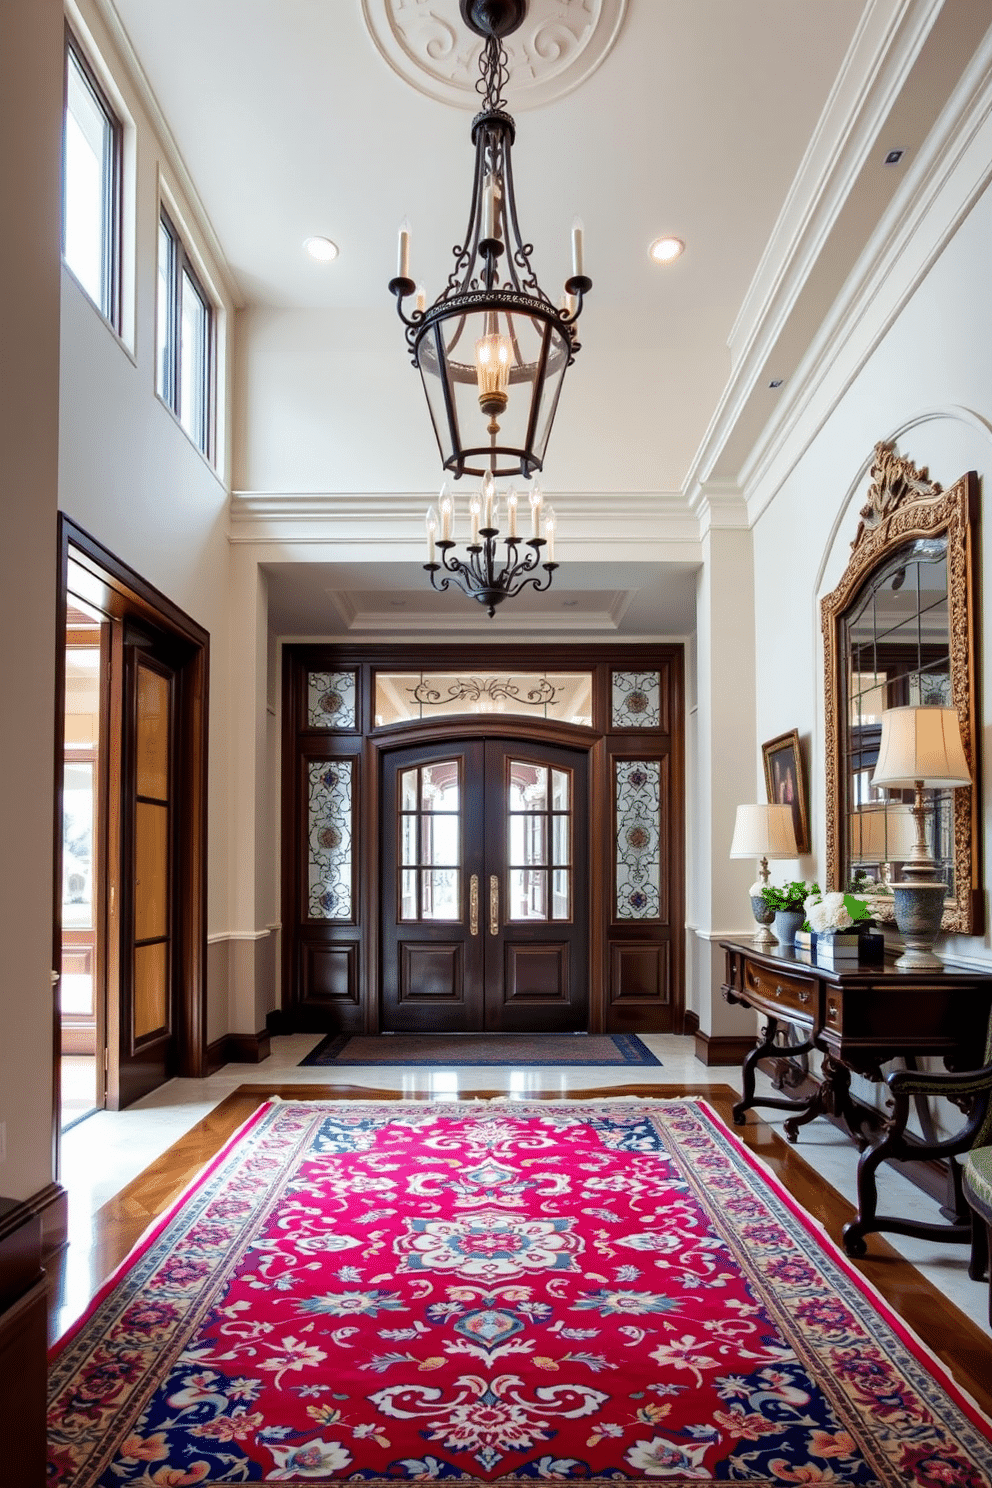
[759,880,819,948]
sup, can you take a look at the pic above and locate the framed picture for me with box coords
[762,728,810,854]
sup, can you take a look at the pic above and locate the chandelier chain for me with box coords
[477,31,510,111]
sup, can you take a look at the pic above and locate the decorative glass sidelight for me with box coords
[308,671,357,730]
[399,760,461,921]
[307,760,354,920]
[611,670,661,729]
[507,760,571,921]
[615,760,661,919]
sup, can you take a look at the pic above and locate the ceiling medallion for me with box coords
[361,0,626,110]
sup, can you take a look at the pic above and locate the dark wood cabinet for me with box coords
[0,1199,47,1485]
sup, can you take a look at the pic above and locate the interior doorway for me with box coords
[54,519,209,1162]
[381,738,589,1032]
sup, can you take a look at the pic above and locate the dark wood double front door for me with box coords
[381,738,588,1033]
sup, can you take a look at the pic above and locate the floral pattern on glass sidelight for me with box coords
[308,671,357,730]
[615,760,661,919]
[611,670,661,729]
[308,760,353,919]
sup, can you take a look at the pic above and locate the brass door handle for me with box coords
[489,874,499,936]
[470,874,479,936]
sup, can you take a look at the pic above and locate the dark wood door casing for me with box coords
[54,517,209,1144]
[282,643,685,1036]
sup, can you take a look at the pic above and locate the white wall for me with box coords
[0,0,63,1201]
[58,0,238,1042]
[752,174,992,969]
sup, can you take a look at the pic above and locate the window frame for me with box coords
[157,206,216,461]
[62,27,123,332]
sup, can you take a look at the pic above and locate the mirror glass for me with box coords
[842,539,955,900]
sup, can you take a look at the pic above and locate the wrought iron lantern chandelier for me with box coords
[388,0,591,614]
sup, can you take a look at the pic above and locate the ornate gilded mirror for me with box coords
[822,443,982,934]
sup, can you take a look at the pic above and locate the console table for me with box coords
[720,937,992,1256]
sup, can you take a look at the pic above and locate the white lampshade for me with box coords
[848,804,917,862]
[729,803,798,859]
[871,705,971,789]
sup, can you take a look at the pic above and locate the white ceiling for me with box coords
[104,0,990,637]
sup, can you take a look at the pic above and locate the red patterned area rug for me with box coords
[49,1099,992,1486]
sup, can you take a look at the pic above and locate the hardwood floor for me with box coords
[46,1082,992,1416]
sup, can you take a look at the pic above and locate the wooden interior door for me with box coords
[112,645,179,1107]
[380,737,588,1033]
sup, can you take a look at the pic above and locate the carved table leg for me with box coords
[733,1018,780,1125]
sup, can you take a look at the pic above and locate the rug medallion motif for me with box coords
[48,1100,992,1484]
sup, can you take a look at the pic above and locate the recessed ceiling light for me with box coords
[562,599,579,607]
[304,236,339,262]
[883,148,904,166]
[649,236,684,264]
[389,599,407,607]
[768,378,784,389]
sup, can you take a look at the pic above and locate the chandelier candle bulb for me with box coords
[482,470,496,529]
[470,496,481,546]
[439,488,453,541]
[530,485,543,538]
[482,173,500,240]
[397,220,411,280]
[414,284,426,315]
[506,489,518,538]
[545,507,556,563]
[571,217,584,278]
[425,507,438,564]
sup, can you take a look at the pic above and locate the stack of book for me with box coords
[815,931,862,969]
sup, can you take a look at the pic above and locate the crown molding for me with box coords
[741,22,992,524]
[87,0,244,309]
[688,483,748,536]
[683,0,945,505]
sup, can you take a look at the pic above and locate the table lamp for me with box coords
[730,803,799,945]
[871,705,971,969]
[848,803,917,888]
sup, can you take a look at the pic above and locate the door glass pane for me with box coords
[401,767,418,811]
[134,941,168,1040]
[135,802,168,941]
[510,761,547,810]
[552,813,570,866]
[136,665,169,800]
[509,868,547,920]
[401,814,417,866]
[552,768,570,810]
[511,815,547,867]
[422,870,459,920]
[401,869,417,921]
[422,814,459,866]
[423,761,459,810]
[307,760,353,920]
[552,868,570,920]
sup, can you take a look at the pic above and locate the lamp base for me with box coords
[891,880,947,972]
[752,924,775,947]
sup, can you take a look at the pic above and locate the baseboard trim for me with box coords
[266,1008,291,1036]
[206,1031,272,1073]
[24,1183,68,1260]
[694,1031,755,1067]
[682,1010,699,1037]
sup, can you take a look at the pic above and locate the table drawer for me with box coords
[742,961,817,1020]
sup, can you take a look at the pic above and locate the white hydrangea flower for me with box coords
[804,891,853,933]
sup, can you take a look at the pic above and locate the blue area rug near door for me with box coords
[298,1032,662,1067]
